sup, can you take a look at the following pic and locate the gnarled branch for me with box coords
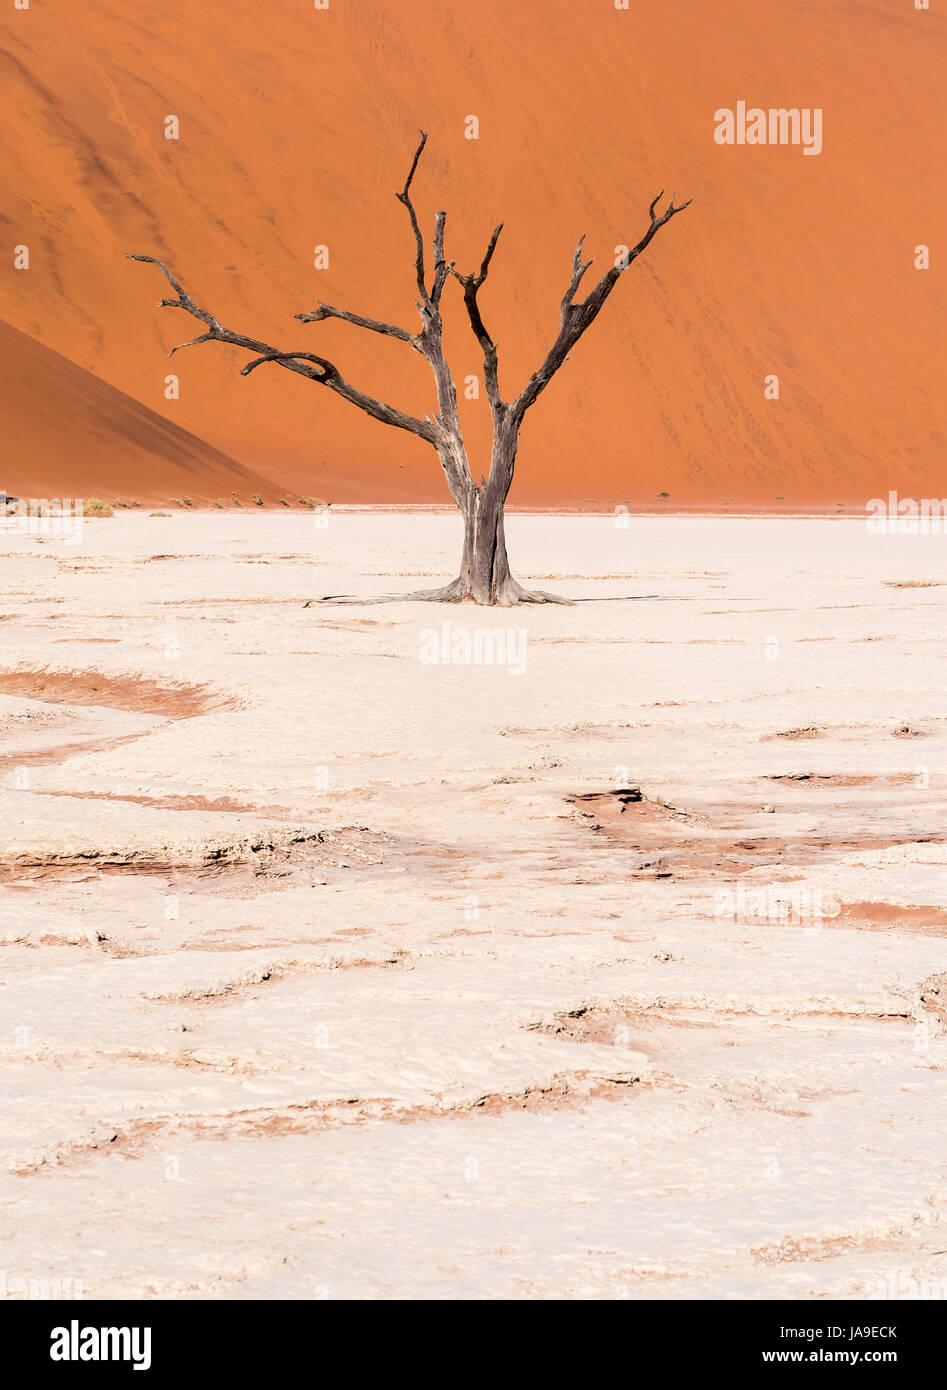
[125,254,435,442]
[296,302,418,348]
[166,332,215,357]
[430,209,454,309]
[240,351,334,378]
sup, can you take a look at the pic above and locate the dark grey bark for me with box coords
[127,134,690,605]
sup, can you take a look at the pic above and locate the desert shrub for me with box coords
[82,498,114,517]
[251,493,263,506]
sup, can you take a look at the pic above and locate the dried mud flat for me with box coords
[1,512,946,1301]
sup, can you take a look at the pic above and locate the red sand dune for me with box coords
[0,0,943,508]
[0,318,280,505]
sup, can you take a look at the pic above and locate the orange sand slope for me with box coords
[0,0,944,507]
[0,319,280,506]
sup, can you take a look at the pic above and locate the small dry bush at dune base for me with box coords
[149,511,172,517]
[82,498,114,517]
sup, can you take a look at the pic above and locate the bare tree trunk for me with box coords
[428,415,566,606]
[461,487,508,604]
[464,411,515,604]
[417,441,516,603]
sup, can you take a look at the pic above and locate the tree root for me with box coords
[499,579,574,606]
[308,576,573,606]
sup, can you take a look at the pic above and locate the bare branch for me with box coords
[511,189,692,420]
[475,223,503,282]
[240,351,333,378]
[560,236,593,319]
[648,189,665,221]
[611,188,693,280]
[401,130,427,201]
[296,301,418,348]
[430,210,453,308]
[125,254,435,443]
[385,139,472,499]
[395,130,430,305]
[167,333,215,358]
[450,222,505,410]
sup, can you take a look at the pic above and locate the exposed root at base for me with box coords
[311,577,574,606]
[500,579,574,606]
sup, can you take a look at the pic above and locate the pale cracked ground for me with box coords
[1,511,945,1301]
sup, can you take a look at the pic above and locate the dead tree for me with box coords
[128,133,690,605]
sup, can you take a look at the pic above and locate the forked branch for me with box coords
[560,235,593,317]
[451,222,504,410]
[512,189,692,420]
[396,130,433,307]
